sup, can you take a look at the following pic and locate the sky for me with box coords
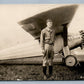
[68,4,84,34]
[0,4,84,50]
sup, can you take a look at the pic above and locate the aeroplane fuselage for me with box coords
[54,33,82,53]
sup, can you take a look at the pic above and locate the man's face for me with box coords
[47,22,53,28]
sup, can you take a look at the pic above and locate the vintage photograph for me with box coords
[0,4,84,80]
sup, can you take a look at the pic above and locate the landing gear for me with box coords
[62,23,78,67]
[65,55,77,67]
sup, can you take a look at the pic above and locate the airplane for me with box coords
[0,4,83,67]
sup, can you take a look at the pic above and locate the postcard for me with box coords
[0,1,84,83]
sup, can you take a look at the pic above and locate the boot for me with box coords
[48,66,53,78]
[43,66,47,80]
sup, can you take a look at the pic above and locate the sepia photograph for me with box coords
[0,4,84,80]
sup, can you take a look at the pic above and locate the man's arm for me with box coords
[52,29,56,44]
[40,30,45,51]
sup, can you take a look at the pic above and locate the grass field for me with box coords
[0,63,84,80]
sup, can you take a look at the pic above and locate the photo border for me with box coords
[0,0,84,84]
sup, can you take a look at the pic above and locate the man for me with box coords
[40,19,55,80]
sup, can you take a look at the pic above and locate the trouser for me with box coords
[43,44,54,66]
[43,44,54,76]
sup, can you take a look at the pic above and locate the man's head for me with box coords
[46,19,53,28]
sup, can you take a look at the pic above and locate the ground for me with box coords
[0,63,84,81]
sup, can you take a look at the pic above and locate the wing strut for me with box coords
[62,23,71,57]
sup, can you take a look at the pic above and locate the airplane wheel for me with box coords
[65,55,77,67]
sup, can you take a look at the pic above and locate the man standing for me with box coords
[40,19,55,80]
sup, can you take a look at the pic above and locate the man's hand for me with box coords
[42,50,45,54]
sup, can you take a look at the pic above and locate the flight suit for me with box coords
[40,27,55,66]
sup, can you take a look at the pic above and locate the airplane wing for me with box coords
[19,5,78,39]
[0,4,79,63]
